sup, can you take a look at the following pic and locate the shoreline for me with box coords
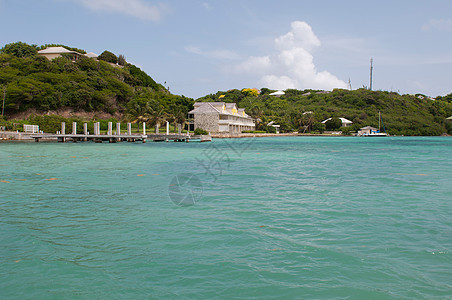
[0,131,340,142]
[2,130,449,142]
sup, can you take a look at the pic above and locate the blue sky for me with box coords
[1,0,451,99]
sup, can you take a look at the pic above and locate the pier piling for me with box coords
[108,122,112,136]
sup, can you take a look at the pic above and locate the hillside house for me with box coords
[38,47,84,61]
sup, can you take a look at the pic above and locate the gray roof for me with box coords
[360,126,377,130]
[38,46,82,55]
[189,102,252,119]
[189,103,220,114]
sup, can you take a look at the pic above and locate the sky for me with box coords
[0,0,451,99]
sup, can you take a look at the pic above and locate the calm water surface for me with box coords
[0,137,451,299]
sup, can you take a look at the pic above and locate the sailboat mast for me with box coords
[379,111,381,131]
[369,58,373,91]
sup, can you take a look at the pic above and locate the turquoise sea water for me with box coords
[0,137,451,299]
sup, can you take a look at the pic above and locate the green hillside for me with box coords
[198,88,452,136]
[1,42,451,136]
[0,42,193,132]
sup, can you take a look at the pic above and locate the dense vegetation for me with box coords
[198,88,452,136]
[1,42,451,136]
[0,42,194,132]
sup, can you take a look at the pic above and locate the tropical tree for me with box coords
[125,98,154,133]
[325,118,342,131]
[118,54,126,66]
[98,50,118,64]
[0,42,37,58]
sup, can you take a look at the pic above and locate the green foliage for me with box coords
[312,122,325,133]
[196,88,452,136]
[0,42,194,123]
[436,93,452,103]
[194,128,209,135]
[126,64,162,91]
[0,42,38,58]
[27,114,68,133]
[242,130,266,133]
[118,54,126,66]
[98,50,118,64]
[325,118,342,130]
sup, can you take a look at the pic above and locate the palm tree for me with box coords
[147,105,167,132]
[169,104,186,133]
[125,100,153,133]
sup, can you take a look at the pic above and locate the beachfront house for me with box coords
[357,126,378,135]
[188,102,255,134]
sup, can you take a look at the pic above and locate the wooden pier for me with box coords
[30,121,211,143]
[31,133,148,143]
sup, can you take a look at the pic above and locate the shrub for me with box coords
[311,122,325,133]
[325,118,342,130]
[194,128,209,135]
[98,50,118,64]
[242,130,266,133]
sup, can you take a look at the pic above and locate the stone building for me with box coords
[188,102,255,134]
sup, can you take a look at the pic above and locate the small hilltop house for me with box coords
[38,46,84,61]
[188,102,255,134]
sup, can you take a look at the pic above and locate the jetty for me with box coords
[30,121,211,143]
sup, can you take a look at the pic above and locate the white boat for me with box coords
[357,112,388,136]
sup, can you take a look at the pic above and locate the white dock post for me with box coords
[61,122,66,135]
[116,123,121,135]
[166,121,169,135]
[72,122,77,135]
[178,123,182,135]
[108,122,112,136]
[143,122,146,135]
[127,123,132,135]
[84,123,88,135]
[97,122,101,135]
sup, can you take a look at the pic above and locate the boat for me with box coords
[357,112,388,136]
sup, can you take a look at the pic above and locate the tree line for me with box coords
[198,88,452,136]
[0,42,194,132]
[1,42,451,136]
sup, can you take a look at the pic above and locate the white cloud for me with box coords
[275,21,320,51]
[237,21,347,91]
[235,56,271,73]
[202,2,213,11]
[185,45,241,60]
[422,19,452,32]
[72,0,164,21]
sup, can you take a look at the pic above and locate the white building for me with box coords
[322,117,353,127]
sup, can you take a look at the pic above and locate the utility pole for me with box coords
[369,58,373,91]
